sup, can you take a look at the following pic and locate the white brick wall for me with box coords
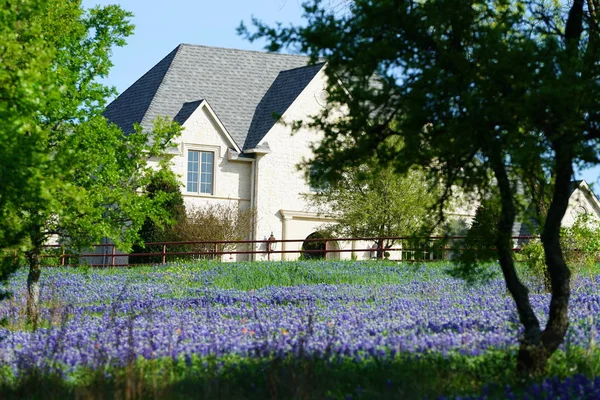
[252,70,334,260]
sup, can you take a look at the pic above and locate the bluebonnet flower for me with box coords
[0,261,596,398]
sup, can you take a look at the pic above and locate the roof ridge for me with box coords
[178,43,311,59]
[140,44,185,129]
[279,62,326,74]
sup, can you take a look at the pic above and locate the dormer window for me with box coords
[187,150,214,194]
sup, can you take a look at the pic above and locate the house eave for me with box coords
[243,142,272,155]
[243,148,272,155]
[227,148,255,162]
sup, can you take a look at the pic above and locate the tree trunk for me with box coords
[522,149,573,373]
[375,239,385,259]
[513,0,583,376]
[26,250,42,329]
[489,150,545,376]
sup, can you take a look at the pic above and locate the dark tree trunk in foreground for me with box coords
[375,239,385,259]
[512,0,583,374]
[490,0,582,376]
[26,249,42,330]
[491,143,574,376]
[525,149,573,373]
[490,153,542,375]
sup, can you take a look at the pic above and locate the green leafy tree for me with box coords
[308,163,438,258]
[131,166,186,264]
[0,0,59,302]
[0,0,181,327]
[242,0,600,375]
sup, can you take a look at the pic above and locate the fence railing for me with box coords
[34,236,540,267]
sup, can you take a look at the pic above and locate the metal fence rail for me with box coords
[34,236,540,267]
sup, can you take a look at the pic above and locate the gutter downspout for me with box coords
[246,148,269,261]
[250,156,259,261]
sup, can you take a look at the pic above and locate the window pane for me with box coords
[187,150,199,192]
[199,151,213,194]
[188,150,213,194]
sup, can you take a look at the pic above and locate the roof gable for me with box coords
[244,63,324,150]
[571,180,600,217]
[104,44,324,150]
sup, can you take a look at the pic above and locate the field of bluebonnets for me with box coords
[0,260,599,399]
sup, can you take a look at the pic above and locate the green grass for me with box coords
[42,258,589,293]
[208,260,415,290]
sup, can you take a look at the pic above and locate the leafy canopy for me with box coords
[308,162,439,247]
[242,0,600,374]
[0,0,181,302]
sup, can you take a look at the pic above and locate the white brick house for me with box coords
[104,44,600,262]
[104,44,347,261]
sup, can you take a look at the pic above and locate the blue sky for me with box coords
[81,0,307,93]
[81,0,600,190]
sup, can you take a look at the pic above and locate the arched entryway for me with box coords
[301,232,340,260]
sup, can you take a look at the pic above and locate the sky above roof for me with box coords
[81,0,309,94]
[81,0,600,191]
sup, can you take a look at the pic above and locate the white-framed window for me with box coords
[187,150,214,194]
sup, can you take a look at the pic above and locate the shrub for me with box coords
[450,198,502,283]
[460,199,500,264]
[518,213,600,291]
[132,170,255,264]
[173,204,255,261]
[560,213,600,277]
[517,239,549,290]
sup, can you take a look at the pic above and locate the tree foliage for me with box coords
[242,0,600,375]
[308,163,438,257]
[460,199,502,263]
[131,166,186,264]
[0,0,181,327]
[0,0,59,301]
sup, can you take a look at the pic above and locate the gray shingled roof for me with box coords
[245,64,324,149]
[104,44,325,150]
